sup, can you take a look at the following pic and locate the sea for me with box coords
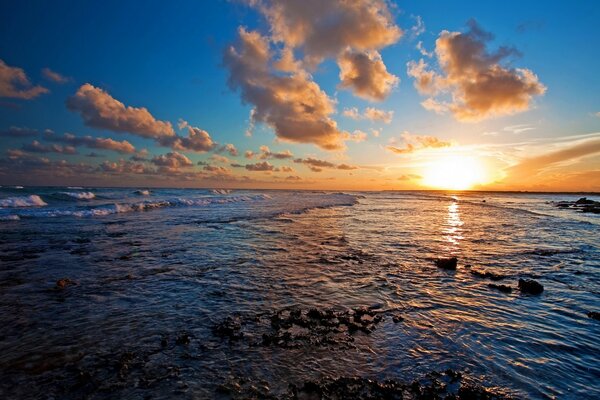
[0,186,599,399]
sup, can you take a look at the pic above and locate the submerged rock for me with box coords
[471,269,506,281]
[392,314,404,323]
[435,257,458,270]
[518,279,544,295]
[588,311,600,321]
[488,283,513,293]
[56,278,76,289]
[219,370,509,399]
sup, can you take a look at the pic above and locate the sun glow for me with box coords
[422,155,486,190]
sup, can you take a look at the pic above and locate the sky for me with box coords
[0,0,599,191]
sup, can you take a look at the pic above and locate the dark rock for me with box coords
[212,316,243,341]
[175,333,191,345]
[435,257,458,270]
[471,269,506,281]
[392,314,404,323]
[575,197,596,205]
[518,278,544,295]
[488,284,512,293]
[588,311,600,320]
[56,278,76,289]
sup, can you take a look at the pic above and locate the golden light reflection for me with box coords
[422,154,486,190]
[444,199,464,249]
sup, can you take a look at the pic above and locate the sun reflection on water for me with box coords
[443,198,464,250]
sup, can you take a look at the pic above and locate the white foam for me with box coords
[0,214,20,221]
[60,192,96,200]
[13,186,24,189]
[134,190,151,196]
[211,189,232,195]
[0,195,47,207]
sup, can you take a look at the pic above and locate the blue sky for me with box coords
[0,0,599,190]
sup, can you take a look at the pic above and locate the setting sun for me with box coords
[422,155,485,190]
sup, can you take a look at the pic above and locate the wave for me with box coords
[134,190,151,196]
[0,214,20,221]
[211,189,232,195]
[59,191,96,200]
[0,195,47,207]
[7,194,275,219]
[67,186,84,189]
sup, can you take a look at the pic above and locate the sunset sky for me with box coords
[1,0,599,191]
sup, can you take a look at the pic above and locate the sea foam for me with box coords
[0,195,47,207]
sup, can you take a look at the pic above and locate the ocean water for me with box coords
[0,187,599,399]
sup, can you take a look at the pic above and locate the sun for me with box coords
[421,154,486,190]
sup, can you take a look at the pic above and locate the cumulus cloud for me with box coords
[67,83,176,139]
[44,132,136,154]
[42,68,70,84]
[248,0,402,60]
[343,107,394,123]
[410,16,426,38]
[407,20,546,122]
[387,132,452,154]
[0,126,41,137]
[203,164,231,174]
[224,28,345,150]
[100,159,150,175]
[0,59,48,99]
[293,157,357,172]
[338,50,399,101]
[151,152,193,173]
[217,143,239,156]
[245,161,277,172]
[258,145,293,160]
[22,140,77,155]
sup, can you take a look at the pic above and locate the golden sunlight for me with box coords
[421,154,486,190]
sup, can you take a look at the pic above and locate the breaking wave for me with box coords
[0,195,48,207]
[134,190,151,196]
[59,191,96,200]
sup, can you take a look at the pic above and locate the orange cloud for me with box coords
[387,133,452,154]
[343,107,394,123]
[338,50,399,101]
[407,20,546,122]
[67,84,175,139]
[0,59,48,99]
[224,28,345,150]
[42,68,70,84]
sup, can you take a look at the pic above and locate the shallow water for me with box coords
[0,187,599,399]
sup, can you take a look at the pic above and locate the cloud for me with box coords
[503,124,535,134]
[245,161,277,171]
[203,164,231,174]
[505,137,600,182]
[337,50,399,101]
[0,126,40,137]
[42,68,70,84]
[216,143,239,156]
[0,59,48,99]
[342,107,393,123]
[151,152,193,173]
[100,159,150,175]
[224,28,345,150]
[407,20,546,122]
[364,107,393,123]
[387,132,452,154]
[210,154,230,164]
[21,140,77,155]
[247,0,402,61]
[172,124,215,152]
[343,130,368,143]
[416,41,433,57]
[67,83,176,140]
[44,132,136,154]
[293,157,357,172]
[410,16,426,38]
[258,145,293,160]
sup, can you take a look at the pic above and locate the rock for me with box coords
[518,278,544,295]
[56,278,76,289]
[471,269,506,281]
[392,314,404,323]
[488,284,512,293]
[212,316,243,340]
[175,333,191,345]
[588,311,600,321]
[575,197,595,205]
[435,257,458,270]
